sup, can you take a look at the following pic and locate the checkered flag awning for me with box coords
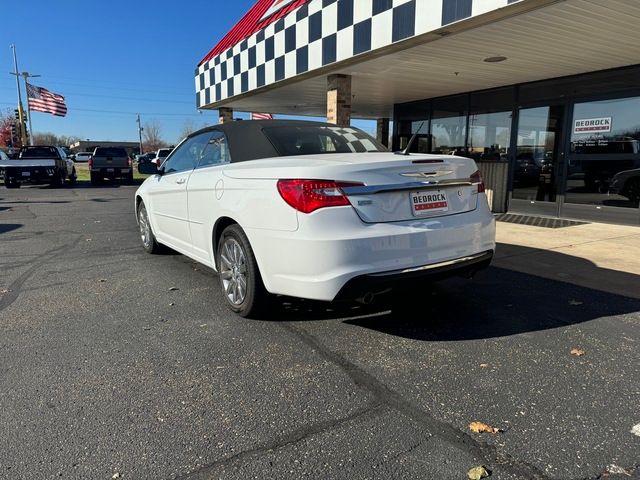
[195,0,522,109]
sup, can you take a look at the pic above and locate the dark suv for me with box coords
[89,147,133,184]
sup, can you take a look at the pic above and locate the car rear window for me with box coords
[157,149,170,157]
[94,147,127,157]
[262,126,387,156]
[19,147,59,158]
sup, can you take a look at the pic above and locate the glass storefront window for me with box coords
[512,106,563,202]
[431,96,467,155]
[566,96,640,208]
[467,111,511,162]
[397,120,429,153]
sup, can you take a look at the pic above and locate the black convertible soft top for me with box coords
[187,120,374,163]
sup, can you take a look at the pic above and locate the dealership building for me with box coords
[196,0,640,225]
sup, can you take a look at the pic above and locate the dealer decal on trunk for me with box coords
[411,190,449,215]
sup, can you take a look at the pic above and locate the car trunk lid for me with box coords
[224,153,481,223]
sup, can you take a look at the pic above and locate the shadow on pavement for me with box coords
[0,224,22,234]
[267,246,640,341]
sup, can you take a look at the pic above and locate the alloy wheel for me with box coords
[138,206,152,249]
[219,237,248,306]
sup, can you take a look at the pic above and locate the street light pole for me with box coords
[9,44,28,146]
[21,72,41,145]
[137,114,144,155]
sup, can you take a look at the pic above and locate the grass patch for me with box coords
[74,163,150,183]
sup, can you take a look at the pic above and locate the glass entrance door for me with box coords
[562,96,640,224]
[510,105,566,216]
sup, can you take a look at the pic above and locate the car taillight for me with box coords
[88,157,93,167]
[277,179,363,214]
[128,158,132,167]
[470,170,485,193]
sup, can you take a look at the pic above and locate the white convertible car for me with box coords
[136,120,495,317]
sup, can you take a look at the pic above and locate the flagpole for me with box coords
[10,44,28,146]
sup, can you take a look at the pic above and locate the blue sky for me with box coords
[1,0,372,144]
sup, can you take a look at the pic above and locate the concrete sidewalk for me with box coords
[493,220,640,300]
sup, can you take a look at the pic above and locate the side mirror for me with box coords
[138,161,160,175]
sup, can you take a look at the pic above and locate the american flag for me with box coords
[251,112,273,120]
[26,83,68,117]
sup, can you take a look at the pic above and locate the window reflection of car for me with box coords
[513,150,542,186]
[570,137,640,193]
[610,168,640,203]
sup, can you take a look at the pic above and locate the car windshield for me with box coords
[19,147,58,158]
[94,147,127,157]
[262,126,387,156]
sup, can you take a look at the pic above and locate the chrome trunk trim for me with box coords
[341,179,473,196]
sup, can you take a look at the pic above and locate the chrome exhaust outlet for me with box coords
[356,292,376,305]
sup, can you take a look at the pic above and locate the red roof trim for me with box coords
[199,0,309,66]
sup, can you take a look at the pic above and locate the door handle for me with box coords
[176,178,186,184]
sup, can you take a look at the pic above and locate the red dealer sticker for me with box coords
[411,191,449,215]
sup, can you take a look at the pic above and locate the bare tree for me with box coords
[143,119,166,152]
[58,135,81,147]
[32,132,59,145]
[178,119,197,142]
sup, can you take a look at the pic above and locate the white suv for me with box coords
[152,148,172,166]
[74,152,92,162]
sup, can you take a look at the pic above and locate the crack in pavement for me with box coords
[177,402,387,479]
[0,235,83,314]
[280,323,552,480]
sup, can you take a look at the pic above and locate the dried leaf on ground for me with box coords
[570,348,586,357]
[0,288,9,294]
[468,466,490,479]
[479,363,489,368]
[606,464,631,476]
[631,423,640,437]
[469,421,499,434]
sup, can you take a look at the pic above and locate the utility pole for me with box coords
[20,71,40,145]
[9,44,28,146]
[136,114,144,155]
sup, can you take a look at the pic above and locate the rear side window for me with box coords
[19,147,58,158]
[262,126,387,157]
[94,147,127,157]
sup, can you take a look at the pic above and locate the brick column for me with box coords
[327,74,351,126]
[376,118,390,147]
[218,107,234,124]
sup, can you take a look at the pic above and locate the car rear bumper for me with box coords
[91,167,132,177]
[333,250,493,301]
[4,166,57,183]
[245,195,496,302]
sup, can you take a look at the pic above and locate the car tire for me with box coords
[137,201,163,254]
[216,224,269,318]
[68,168,77,185]
[127,172,134,184]
[90,173,101,185]
[624,178,640,204]
[53,173,65,188]
[5,179,20,189]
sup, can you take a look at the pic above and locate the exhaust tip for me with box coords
[357,292,375,305]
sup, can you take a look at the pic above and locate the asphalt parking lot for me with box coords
[1,184,639,480]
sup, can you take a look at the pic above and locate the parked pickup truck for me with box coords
[89,147,133,184]
[0,146,76,189]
